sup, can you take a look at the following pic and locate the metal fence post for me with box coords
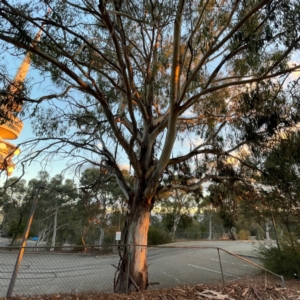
[217,248,225,285]
[280,275,285,288]
[126,244,131,294]
[265,271,267,288]
[6,187,41,298]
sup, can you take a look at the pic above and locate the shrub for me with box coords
[250,225,264,240]
[148,226,172,245]
[256,236,300,278]
[237,229,250,240]
[103,232,116,245]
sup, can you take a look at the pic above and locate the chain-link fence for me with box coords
[174,231,223,240]
[0,245,284,297]
[174,231,279,241]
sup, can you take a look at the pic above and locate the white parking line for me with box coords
[210,258,248,267]
[161,271,182,283]
[188,264,234,277]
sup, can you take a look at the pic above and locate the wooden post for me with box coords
[6,187,41,298]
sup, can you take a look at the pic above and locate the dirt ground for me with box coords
[6,279,300,300]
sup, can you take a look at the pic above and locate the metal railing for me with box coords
[0,245,284,297]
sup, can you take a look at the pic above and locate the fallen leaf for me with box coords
[242,288,249,297]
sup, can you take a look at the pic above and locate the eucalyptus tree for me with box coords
[198,195,219,240]
[0,177,27,243]
[0,177,27,206]
[208,183,240,239]
[255,132,300,239]
[45,175,78,250]
[0,171,50,243]
[160,163,202,241]
[229,131,300,242]
[1,0,300,291]
[160,191,198,241]
[18,172,78,247]
[78,167,125,247]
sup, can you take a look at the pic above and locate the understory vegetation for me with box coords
[256,237,300,278]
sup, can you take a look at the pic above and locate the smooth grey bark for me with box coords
[229,227,237,240]
[265,219,272,240]
[208,213,212,240]
[99,227,104,246]
[171,213,181,241]
[35,225,50,246]
[50,203,58,251]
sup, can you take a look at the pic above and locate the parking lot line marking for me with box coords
[188,264,234,277]
[210,258,249,267]
[161,271,181,282]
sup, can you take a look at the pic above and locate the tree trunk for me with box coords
[99,227,104,246]
[10,213,23,246]
[36,226,49,247]
[171,214,181,241]
[81,222,90,253]
[114,203,151,293]
[228,227,237,240]
[208,213,212,240]
[50,205,58,251]
[265,220,271,240]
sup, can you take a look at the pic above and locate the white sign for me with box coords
[115,231,121,241]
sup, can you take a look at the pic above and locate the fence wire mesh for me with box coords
[0,245,283,297]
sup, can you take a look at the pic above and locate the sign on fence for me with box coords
[115,231,121,241]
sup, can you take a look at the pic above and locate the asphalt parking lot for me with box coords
[0,240,268,297]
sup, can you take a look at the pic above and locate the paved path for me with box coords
[0,240,270,297]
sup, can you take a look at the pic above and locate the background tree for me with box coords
[0,171,80,246]
[252,132,300,242]
[198,195,221,240]
[159,160,202,240]
[0,177,27,244]
[45,175,78,250]
[208,183,238,240]
[78,167,127,248]
[161,190,199,241]
[252,133,300,277]
[0,0,300,291]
